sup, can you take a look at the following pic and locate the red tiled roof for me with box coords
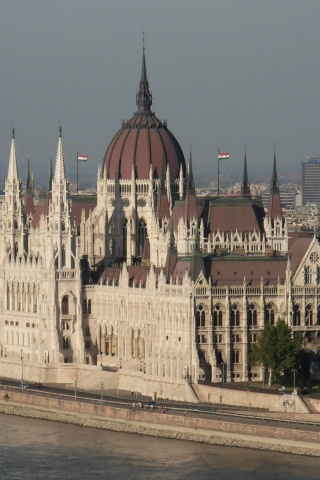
[206,198,265,234]
[288,233,313,275]
[209,256,287,286]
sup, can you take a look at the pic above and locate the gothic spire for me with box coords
[186,147,195,192]
[136,32,152,113]
[241,146,250,197]
[26,157,32,193]
[267,149,282,219]
[271,148,279,193]
[48,156,53,192]
[53,126,66,183]
[8,127,19,181]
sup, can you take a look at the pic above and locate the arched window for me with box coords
[231,304,240,326]
[62,245,66,267]
[88,299,92,315]
[85,326,90,336]
[305,266,312,284]
[248,304,257,326]
[109,238,115,256]
[137,218,147,257]
[196,305,206,327]
[232,350,241,364]
[305,304,313,326]
[266,303,275,326]
[85,340,90,349]
[62,295,69,315]
[63,337,70,349]
[83,300,87,314]
[122,220,127,257]
[293,305,301,326]
[213,305,223,327]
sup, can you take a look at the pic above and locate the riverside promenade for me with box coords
[1,389,320,457]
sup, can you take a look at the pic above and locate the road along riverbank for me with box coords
[1,390,320,457]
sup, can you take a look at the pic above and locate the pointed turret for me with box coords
[267,150,282,219]
[155,163,170,222]
[186,148,195,193]
[53,127,66,183]
[241,147,250,197]
[48,157,53,192]
[271,149,279,193]
[24,157,35,217]
[136,33,152,113]
[26,157,32,193]
[8,128,19,181]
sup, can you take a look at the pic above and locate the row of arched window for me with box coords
[197,303,277,328]
[292,304,320,326]
[6,281,38,313]
[197,302,320,328]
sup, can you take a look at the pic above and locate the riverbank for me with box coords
[1,391,320,457]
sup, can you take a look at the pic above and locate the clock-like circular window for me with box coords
[310,252,319,263]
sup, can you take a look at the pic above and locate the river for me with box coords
[0,413,318,479]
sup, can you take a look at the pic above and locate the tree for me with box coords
[250,318,301,387]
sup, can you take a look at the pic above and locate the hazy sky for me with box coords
[0,0,319,187]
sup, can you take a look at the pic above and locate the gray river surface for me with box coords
[0,413,319,479]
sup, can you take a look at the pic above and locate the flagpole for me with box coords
[76,151,78,195]
[218,148,220,197]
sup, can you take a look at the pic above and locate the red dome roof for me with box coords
[103,50,186,181]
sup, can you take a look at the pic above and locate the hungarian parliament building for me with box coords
[0,49,319,399]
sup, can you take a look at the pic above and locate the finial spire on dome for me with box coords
[136,32,152,112]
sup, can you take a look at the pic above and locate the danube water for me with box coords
[0,413,319,480]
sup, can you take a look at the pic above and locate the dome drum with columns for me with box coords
[0,47,319,401]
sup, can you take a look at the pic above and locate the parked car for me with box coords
[20,383,30,389]
[33,383,43,389]
[146,401,158,409]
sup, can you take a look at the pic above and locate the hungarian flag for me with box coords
[77,154,88,162]
[218,152,229,160]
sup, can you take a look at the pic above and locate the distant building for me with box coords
[302,157,320,205]
[262,184,298,210]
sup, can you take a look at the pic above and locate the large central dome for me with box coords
[103,49,186,181]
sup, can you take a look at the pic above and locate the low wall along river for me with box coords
[1,388,320,457]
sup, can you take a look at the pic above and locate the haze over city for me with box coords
[0,0,319,186]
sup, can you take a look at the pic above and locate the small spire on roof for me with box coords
[271,147,279,192]
[186,146,195,192]
[26,157,32,193]
[7,127,19,181]
[48,157,53,191]
[241,145,250,197]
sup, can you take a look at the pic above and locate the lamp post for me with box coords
[221,362,225,384]
[293,369,297,393]
[100,351,102,367]
[140,359,142,372]
[100,378,104,403]
[20,349,24,389]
